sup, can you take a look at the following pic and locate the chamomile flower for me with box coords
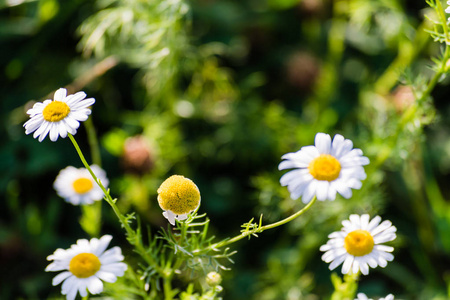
[46,235,127,300]
[24,88,95,142]
[279,133,369,204]
[320,214,397,275]
[54,165,109,205]
[157,175,201,226]
[356,293,395,300]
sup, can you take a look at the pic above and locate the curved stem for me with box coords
[80,117,102,237]
[208,196,317,250]
[373,2,450,168]
[68,133,165,275]
[84,117,102,167]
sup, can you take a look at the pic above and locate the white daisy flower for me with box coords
[446,1,450,15]
[157,175,201,226]
[46,235,127,300]
[24,88,95,142]
[279,133,369,204]
[54,165,109,205]
[355,293,395,300]
[320,214,397,276]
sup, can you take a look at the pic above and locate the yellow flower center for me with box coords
[73,177,93,194]
[157,175,201,215]
[69,253,101,278]
[308,154,341,181]
[344,230,375,257]
[43,101,70,122]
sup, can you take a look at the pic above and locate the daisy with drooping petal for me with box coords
[320,214,397,276]
[356,293,395,300]
[24,88,95,142]
[279,133,369,204]
[157,175,201,226]
[46,235,127,300]
[54,165,109,205]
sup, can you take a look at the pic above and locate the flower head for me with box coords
[279,133,369,204]
[356,293,395,300]
[46,235,127,300]
[54,165,109,205]
[320,214,396,275]
[206,271,222,286]
[24,88,95,142]
[157,175,201,226]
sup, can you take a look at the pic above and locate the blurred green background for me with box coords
[2,0,450,299]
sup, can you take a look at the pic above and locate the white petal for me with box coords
[349,214,361,228]
[78,281,88,297]
[366,253,379,268]
[33,120,49,138]
[177,214,188,221]
[330,134,345,157]
[315,180,329,201]
[341,255,354,274]
[328,254,347,270]
[66,287,78,300]
[327,183,337,201]
[163,210,176,225]
[49,124,59,141]
[367,216,382,232]
[290,180,311,200]
[63,116,80,130]
[24,116,44,133]
[374,245,394,252]
[281,150,313,165]
[52,272,72,286]
[58,122,68,138]
[359,214,370,230]
[371,220,393,236]
[100,247,123,264]
[54,88,67,101]
[94,235,112,256]
[69,109,91,121]
[352,257,360,274]
[65,91,87,105]
[334,180,352,199]
[100,262,127,276]
[300,145,320,159]
[87,276,104,294]
[301,180,317,204]
[358,258,369,275]
[71,98,95,110]
[61,275,77,294]
[96,270,118,283]
[278,160,306,171]
[315,133,331,154]
[280,170,304,186]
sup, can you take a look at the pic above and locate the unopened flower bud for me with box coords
[206,271,222,286]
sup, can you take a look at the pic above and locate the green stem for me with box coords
[163,276,174,300]
[330,273,359,300]
[80,117,102,237]
[84,116,102,167]
[422,0,450,100]
[68,133,165,275]
[208,196,317,250]
[372,3,450,168]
